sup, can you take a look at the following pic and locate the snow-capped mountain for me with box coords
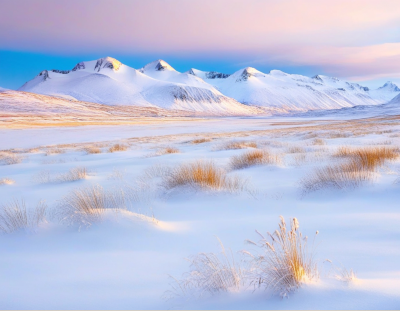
[378,81,400,92]
[19,57,256,115]
[201,67,399,112]
[368,81,400,103]
[17,57,400,115]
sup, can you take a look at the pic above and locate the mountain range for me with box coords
[16,57,400,115]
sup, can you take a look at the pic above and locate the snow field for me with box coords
[0,118,400,309]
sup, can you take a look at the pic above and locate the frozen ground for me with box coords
[0,116,400,309]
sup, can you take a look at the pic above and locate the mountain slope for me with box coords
[19,57,257,115]
[387,91,400,106]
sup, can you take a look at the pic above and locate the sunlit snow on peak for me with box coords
[140,59,176,73]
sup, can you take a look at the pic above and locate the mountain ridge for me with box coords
[17,57,400,115]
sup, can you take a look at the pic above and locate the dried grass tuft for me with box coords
[303,146,399,191]
[245,216,318,297]
[84,146,102,154]
[218,141,258,150]
[0,152,23,165]
[108,144,128,153]
[334,146,398,168]
[230,149,280,170]
[0,199,47,234]
[57,167,89,182]
[56,185,127,228]
[33,167,90,184]
[150,147,180,157]
[191,138,212,144]
[165,160,247,192]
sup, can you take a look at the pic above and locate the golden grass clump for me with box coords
[164,147,179,154]
[303,146,399,191]
[84,146,102,154]
[230,150,280,170]
[165,160,246,192]
[191,138,212,144]
[157,147,180,156]
[108,144,128,153]
[245,216,318,297]
[302,161,373,191]
[0,178,14,185]
[0,199,47,234]
[219,140,258,150]
[334,146,399,170]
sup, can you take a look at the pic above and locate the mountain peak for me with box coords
[378,81,400,92]
[141,59,176,72]
[235,67,264,82]
[93,57,122,72]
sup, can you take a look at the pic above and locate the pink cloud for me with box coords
[0,0,399,80]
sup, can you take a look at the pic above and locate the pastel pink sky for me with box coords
[0,0,399,84]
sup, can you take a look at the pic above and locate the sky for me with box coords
[0,0,399,90]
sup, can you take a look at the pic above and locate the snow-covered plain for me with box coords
[1,114,400,310]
